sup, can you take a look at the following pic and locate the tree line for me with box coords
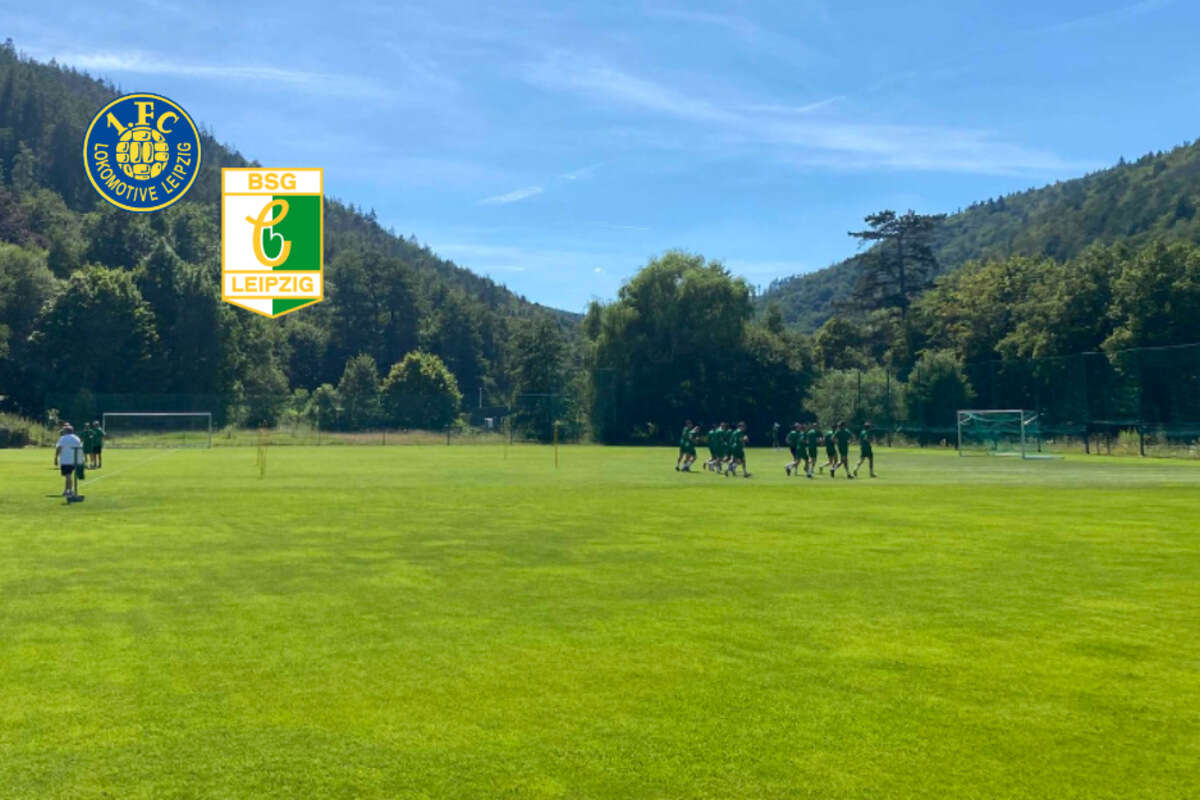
[0,44,579,439]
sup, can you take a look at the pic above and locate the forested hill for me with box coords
[0,44,567,315]
[761,138,1200,330]
[0,43,578,421]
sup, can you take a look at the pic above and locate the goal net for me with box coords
[957,409,1049,458]
[101,412,213,448]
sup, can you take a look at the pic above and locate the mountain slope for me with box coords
[761,140,1200,330]
[0,42,570,320]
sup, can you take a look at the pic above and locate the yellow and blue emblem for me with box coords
[82,92,202,212]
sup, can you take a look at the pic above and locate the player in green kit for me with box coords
[835,421,853,479]
[822,425,839,476]
[784,422,802,476]
[712,422,730,472]
[675,419,694,471]
[80,422,94,468]
[678,425,700,472]
[703,424,719,471]
[91,419,104,468]
[853,421,877,478]
[726,421,750,477]
[804,421,821,478]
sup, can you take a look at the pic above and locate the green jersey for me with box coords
[835,428,852,452]
[804,428,820,451]
[825,431,837,455]
[785,430,800,450]
[708,428,720,451]
[94,426,104,445]
[859,428,873,453]
[730,430,746,453]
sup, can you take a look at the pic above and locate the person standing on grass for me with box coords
[675,419,694,471]
[91,419,105,468]
[854,421,877,478]
[835,421,853,479]
[823,423,840,477]
[785,422,802,476]
[55,424,83,498]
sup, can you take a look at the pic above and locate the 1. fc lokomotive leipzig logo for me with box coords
[221,168,324,318]
[83,93,201,212]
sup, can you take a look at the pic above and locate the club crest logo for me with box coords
[221,168,324,318]
[82,93,201,212]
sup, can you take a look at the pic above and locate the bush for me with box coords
[381,351,462,430]
[0,412,48,447]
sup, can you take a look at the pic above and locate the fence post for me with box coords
[1139,424,1145,457]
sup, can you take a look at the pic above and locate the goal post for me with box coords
[956,409,1045,458]
[101,412,213,448]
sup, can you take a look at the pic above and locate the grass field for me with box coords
[1,445,1198,799]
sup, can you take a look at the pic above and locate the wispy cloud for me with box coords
[55,50,389,99]
[479,185,544,205]
[526,56,735,123]
[647,8,761,37]
[525,56,1093,176]
[1042,0,1174,33]
[742,96,844,115]
[560,162,603,180]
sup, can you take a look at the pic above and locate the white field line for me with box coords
[82,449,177,489]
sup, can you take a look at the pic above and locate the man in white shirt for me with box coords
[55,424,84,499]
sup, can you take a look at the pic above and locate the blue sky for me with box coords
[11,0,1200,311]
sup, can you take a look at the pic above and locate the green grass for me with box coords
[1,445,1197,799]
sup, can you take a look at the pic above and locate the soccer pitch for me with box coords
[1,445,1197,799]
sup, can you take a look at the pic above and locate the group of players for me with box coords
[674,419,876,479]
[675,421,753,477]
[784,420,875,479]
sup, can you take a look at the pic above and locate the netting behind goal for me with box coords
[102,412,213,448]
[957,409,1045,458]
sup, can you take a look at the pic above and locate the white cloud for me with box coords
[479,185,545,205]
[525,56,1093,176]
[742,96,844,115]
[1042,0,1174,33]
[54,50,389,99]
[525,57,735,124]
[560,162,603,180]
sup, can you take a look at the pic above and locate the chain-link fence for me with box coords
[25,342,1200,456]
[826,342,1200,457]
[38,390,584,448]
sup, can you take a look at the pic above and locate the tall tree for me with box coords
[381,350,462,430]
[336,353,381,431]
[509,315,567,440]
[587,251,752,442]
[32,266,158,396]
[848,209,946,318]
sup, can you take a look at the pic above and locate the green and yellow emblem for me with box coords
[221,168,324,318]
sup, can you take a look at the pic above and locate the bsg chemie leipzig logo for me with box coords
[222,168,324,318]
[83,93,201,212]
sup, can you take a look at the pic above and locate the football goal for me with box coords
[101,412,213,448]
[957,409,1056,459]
